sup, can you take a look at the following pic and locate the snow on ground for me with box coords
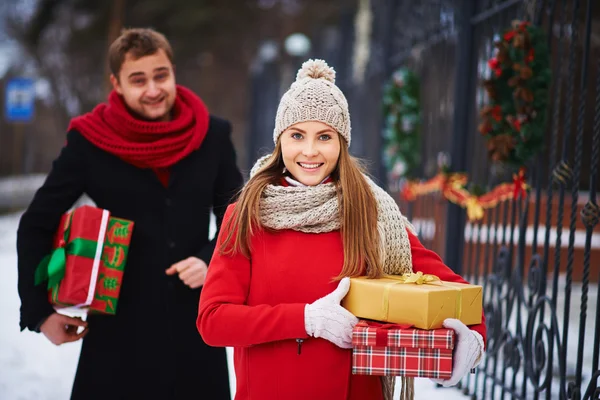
[0,174,46,210]
[0,211,468,399]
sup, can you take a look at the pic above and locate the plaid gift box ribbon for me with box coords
[352,320,454,379]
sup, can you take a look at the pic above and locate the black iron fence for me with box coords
[244,1,599,397]
[360,0,600,399]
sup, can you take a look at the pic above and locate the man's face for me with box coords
[110,49,176,121]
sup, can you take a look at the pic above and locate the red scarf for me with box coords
[68,85,209,170]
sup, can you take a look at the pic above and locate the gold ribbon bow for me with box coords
[380,272,462,326]
[390,271,442,285]
[465,197,484,221]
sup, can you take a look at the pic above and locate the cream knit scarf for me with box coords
[250,155,416,400]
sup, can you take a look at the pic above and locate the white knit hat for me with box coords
[273,59,351,146]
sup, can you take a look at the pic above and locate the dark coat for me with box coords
[17,116,242,400]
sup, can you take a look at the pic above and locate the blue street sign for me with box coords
[5,78,35,122]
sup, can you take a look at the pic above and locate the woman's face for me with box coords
[280,121,341,186]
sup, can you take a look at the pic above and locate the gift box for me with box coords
[341,272,482,330]
[352,320,454,379]
[34,205,134,314]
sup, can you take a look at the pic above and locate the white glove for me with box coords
[304,277,358,349]
[431,318,485,387]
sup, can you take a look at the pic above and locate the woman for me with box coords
[197,59,486,400]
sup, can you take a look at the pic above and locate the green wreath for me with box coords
[382,68,420,179]
[479,20,551,166]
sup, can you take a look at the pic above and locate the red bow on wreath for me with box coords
[512,167,528,199]
[488,58,502,77]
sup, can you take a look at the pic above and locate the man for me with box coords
[17,28,241,399]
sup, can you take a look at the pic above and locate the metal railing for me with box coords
[370,0,600,398]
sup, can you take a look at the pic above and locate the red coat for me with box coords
[197,204,487,400]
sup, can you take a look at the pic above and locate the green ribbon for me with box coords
[34,213,101,290]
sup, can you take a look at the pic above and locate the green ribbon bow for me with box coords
[34,213,100,290]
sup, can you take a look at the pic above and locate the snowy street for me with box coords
[0,211,468,399]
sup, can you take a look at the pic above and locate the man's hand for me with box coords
[40,313,88,346]
[165,256,208,289]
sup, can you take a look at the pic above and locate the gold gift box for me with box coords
[341,274,483,330]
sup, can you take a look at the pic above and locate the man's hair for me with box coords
[108,28,174,78]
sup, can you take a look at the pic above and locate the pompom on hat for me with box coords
[273,59,351,147]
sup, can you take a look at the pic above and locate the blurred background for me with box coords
[1,0,599,399]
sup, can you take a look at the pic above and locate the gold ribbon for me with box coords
[380,272,462,325]
[465,197,485,221]
[389,271,442,285]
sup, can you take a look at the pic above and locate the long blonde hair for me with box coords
[220,138,383,279]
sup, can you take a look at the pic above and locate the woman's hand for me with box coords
[304,277,358,349]
[431,318,484,387]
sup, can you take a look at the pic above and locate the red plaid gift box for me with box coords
[352,320,454,379]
